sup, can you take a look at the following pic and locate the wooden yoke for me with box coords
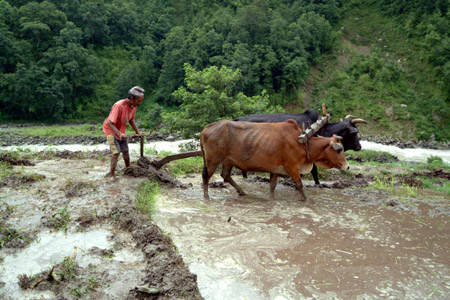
[298,103,330,144]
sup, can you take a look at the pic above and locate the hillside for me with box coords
[0,0,448,141]
[306,3,449,142]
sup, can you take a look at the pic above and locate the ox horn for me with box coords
[334,135,343,141]
[345,115,355,120]
[351,118,368,124]
[331,143,343,152]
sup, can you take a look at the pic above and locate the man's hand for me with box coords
[119,133,127,140]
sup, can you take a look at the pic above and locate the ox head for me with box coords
[315,135,349,171]
[322,116,367,151]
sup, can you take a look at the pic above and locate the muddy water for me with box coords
[154,176,450,300]
[0,158,147,299]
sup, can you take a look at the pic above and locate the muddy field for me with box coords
[0,148,449,300]
[0,151,202,300]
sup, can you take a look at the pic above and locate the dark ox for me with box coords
[233,110,367,184]
[200,119,349,201]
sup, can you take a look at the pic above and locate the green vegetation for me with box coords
[1,124,103,137]
[311,1,449,141]
[163,63,278,138]
[0,224,30,248]
[56,255,78,281]
[0,1,448,142]
[372,175,418,197]
[135,181,159,215]
[420,177,450,196]
[0,161,13,180]
[71,277,100,297]
[347,149,399,164]
[168,156,204,177]
[50,206,71,231]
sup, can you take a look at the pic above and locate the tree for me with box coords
[156,26,188,105]
[162,63,279,138]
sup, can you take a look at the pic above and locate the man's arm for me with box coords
[107,120,127,139]
[129,119,140,135]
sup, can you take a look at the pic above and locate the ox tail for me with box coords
[200,139,208,182]
[202,166,208,183]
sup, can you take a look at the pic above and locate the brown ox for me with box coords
[200,119,349,201]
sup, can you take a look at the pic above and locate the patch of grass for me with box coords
[57,256,78,280]
[346,150,399,164]
[50,206,71,231]
[168,156,203,177]
[0,124,103,137]
[0,224,30,248]
[372,175,418,197]
[135,181,159,215]
[72,277,100,297]
[0,161,13,180]
[419,177,450,196]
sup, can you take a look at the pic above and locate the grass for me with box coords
[57,256,78,280]
[0,224,30,248]
[167,156,203,177]
[420,177,450,196]
[143,148,203,177]
[135,181,159,215]
[0,124,104,137]
[0,161,13,180]
[372,175,418,197]
[50,206,71,231]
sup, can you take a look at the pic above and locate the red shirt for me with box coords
[103,99,137,138]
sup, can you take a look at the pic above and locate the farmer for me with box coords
[103,86,144,178]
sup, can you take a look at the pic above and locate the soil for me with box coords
[0,137,449,299]
[0,151,203,300]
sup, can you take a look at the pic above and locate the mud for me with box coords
[154,173,450,300]
[0,152,202,300]
[1,147,449,300]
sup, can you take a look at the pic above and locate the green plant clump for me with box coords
[50,206,71,231]
[135,181,159,215]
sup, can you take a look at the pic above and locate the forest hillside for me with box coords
[0,0,448,141]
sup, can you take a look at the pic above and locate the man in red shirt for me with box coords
[103,86,144,178]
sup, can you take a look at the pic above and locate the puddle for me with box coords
[154,176,450,300]
[0,230,109,298]
[0,228,146,299]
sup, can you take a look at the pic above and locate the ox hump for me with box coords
[283,119,301,131]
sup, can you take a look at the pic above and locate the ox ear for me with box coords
[348,126,358,134]
[333,134,343,141]
[331,143,343,153]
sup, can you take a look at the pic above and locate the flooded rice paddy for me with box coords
[0,141,449,299]
[155,175,450,300]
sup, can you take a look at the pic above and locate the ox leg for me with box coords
[202,163,219,200]
[269,173,278,200]
[288,170,307,202]
[311,164,321,185]
[221,165,246,196]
